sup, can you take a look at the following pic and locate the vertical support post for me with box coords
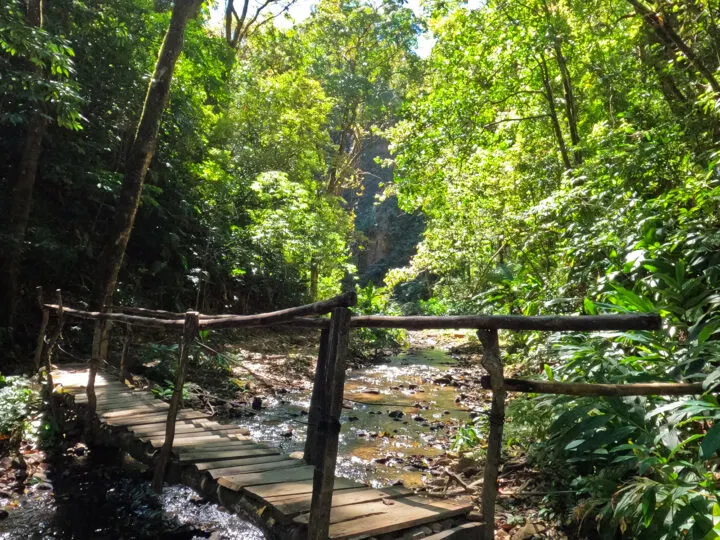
[85,319,103,438]
[304,328,330,465]
[152,310,199,493]
[100,321,112,367]
[308,307,352,540]
[119,323,133,383]
[34,286,49,371]
[477,329,505,540]
[43,289,64,429]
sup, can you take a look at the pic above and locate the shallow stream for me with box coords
[232,348,471,488]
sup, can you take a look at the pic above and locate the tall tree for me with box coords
[0,0,79,330]
[92,0,203,311]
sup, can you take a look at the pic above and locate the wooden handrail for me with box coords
[348,313,661,331]
[43,304,184,328]
[481,377,705,396]
[198,291,357,329]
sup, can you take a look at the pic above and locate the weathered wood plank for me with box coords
[171,441,258,453]
[424,522,486,540]
[146,433,248,446]
[218,465,316,491]
[296,496,471,525]
[194,454,292,471]
[207,459,304,479]
[272,485,412,519]
[106,409,207,427]
[244,478,361,500]
[178,447,280,463]
[307,496,472,539]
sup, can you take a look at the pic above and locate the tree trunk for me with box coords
[552,36,582,165]
[310,262,319,301]
[0,0,47,330]
[538,54,572,170]
[627,0,720,95]
[92,0,202,311]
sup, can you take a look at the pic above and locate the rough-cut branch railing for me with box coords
[197,291,357,329]
[347,313,660,331]
[41,289,675,539]
[481,377,705,396]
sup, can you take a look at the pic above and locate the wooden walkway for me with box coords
[53,366,474,539]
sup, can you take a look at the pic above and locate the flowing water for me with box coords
[0,447,265,540]
[232,348,470,488]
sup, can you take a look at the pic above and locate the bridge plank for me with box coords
[243,478,361,500]
[172,441,259,453]
[178,447,281,462]
[217,465,316,491]
[272,485,413,519]
[299,496,472,539]
[106,409,208,427]
[194,454,291,471]
[207,458,304,479]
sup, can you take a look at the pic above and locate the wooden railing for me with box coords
[36,286,688,540]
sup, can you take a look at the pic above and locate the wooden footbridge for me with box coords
[35,287,668,539]
[53,367,474,539]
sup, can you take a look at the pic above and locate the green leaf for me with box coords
[543,364,554,381]
[701,423,720,458]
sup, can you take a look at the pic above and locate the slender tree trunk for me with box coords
[0,0,47,330]
[639,42,690,116]
[553,37,582,165]
[627,0,720,95]
[92,0,202,311]
[538,54,572,170]
[310,262,319,301]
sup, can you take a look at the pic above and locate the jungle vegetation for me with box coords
[2,0,720,537]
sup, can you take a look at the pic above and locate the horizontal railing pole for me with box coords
[347,313,661,331]
[198,291,357,329]
[482,377,705,396]
[43,304,184,328]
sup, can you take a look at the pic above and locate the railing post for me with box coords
[477,329,505,540]
[119,323,133,383]
[304,327,330,466]
[42,289,64,429]
[307,306,352,540]
[85,319,103,438]
[34,286,50,371]
[152,310,199,493]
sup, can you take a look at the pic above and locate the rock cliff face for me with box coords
[350,135,424,285]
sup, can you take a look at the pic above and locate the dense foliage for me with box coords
[385,0,720,536]
[3,0,720,536]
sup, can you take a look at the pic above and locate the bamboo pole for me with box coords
[33,286,49,371]
[481,377,706,396]
[304,328,330,466]
[307,307,352,540]
[478,329,504,540]
[152,310,199,493]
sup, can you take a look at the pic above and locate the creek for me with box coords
[232,348,471,488]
